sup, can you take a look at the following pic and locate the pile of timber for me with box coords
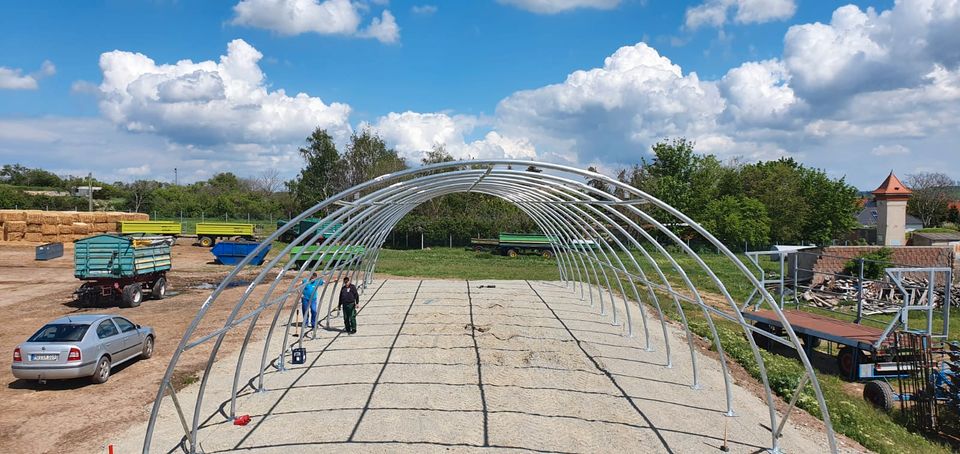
[0,210,149,243]
[800,276,960,314]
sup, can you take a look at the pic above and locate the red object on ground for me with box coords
[234,415,251,426]
[108,445,114,454]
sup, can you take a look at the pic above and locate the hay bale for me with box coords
[41,234,58,242]
[72,222,90,234]
[5,221,26,233]
[26,212,42,223]
[59,212,81,224]
[106,212,122,223]
[93,212,107,223]
[134,213,150,221]
[79,212,95,223]
[41,224,59,235]
[42,213,60,224]
[6,232,24,242]
[1,210,27,222]
[94,222,114,232]
[24,232,42,242]
[58,224,73,234]
[26,223,42,233]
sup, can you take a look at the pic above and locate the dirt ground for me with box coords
[0,240,287,454]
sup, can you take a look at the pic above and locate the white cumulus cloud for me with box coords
[96,39,352,146]
[0,60,56,90]
[497,0,620,14]
[231,0,400,43]
[685,0,796,29]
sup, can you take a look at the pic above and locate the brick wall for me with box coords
[810,246,956,285]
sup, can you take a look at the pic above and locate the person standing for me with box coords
[338,276,360,334]
[300,273,323,329]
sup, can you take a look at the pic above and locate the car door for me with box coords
[112,317,141,360]
[95,319,124,360]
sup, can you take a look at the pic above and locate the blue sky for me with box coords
[1,0,955,189]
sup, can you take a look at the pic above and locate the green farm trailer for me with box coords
[196,223,255,247]
[276,218,343,243]
[74,234,172,307]
[289,245,365,267]
[471,233,559,258]
[119,221,182,236]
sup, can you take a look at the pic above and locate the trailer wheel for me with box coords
[474,246,483,252]
[121,284,143,308]
[507,249,519,258]
[837,346,859,379]
[199,236,215,247]
[151,277,167,300]
[863,380,895,412]
[78,291,97,308]
[541,250,554,259]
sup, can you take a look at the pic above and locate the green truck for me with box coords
[276,218,343,243]
[119,221,182,236]
[196,223,255,247]
[74,234,172,307]
[289,245,365,267]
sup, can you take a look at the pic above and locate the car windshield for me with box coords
[27,324,90,342]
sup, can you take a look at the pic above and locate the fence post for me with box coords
[855,258,865,324]
[421,233,424,250]
[449,234,452,248]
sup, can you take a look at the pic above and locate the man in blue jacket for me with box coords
[301,272,324,329]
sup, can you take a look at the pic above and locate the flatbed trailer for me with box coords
[743,309,898,380]
[195,223,255,247]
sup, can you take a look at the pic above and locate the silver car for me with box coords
[12,314,155,384]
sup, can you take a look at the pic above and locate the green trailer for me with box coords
[74,234,172,307]
[276,218,343,243]
[195,223,255,247]
[289,245,365,267]
[467,233,596,258]
[119,221,182,236]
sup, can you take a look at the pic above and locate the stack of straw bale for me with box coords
[0,210,149,243]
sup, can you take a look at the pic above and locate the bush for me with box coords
[842,248,893,280]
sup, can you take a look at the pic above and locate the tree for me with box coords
[699,196,771,248]
[947,205,960,225]
[421,144,455,165]
[586,166,610,193]
[338,129,407,190]
[290,128,341,210]
[128,180,159,213]
[254,168,283,195]
[905,172,954,227]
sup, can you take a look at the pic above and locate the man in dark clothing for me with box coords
[338,276,360,334]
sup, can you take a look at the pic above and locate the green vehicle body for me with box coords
[289,245,365,266]
[470,233,594,258]
[119,221,182,235]
[73,234,172,307]
[276,218,343,243]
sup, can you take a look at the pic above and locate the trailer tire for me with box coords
[863,380,895,412]
[199,236,215,247]
[506,249,519,258]
[121,284,143,308]
[541,250,553,259]
[837,346,859,379]
[151,277,167,300]
[78,291,97,308]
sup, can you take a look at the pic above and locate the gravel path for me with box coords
[109,279,865,453]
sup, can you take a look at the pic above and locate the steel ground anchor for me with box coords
[724,410,736,417]
[691,383,703,390]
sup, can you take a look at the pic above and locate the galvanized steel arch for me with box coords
[144,160,838,454]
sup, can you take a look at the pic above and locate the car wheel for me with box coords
[91,356,111,384]
[141,336,155,359]
[122,284,143,308]
[152,277,167,300]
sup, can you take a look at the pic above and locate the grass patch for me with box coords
[375,247,560,281]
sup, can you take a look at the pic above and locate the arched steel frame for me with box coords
[143,160,838,454]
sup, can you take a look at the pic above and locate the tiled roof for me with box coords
[871,171,912,197]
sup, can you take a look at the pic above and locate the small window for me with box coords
[96,320,119,339]
[113,317,137,333]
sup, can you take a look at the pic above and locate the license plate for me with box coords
[32,354,58,361]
